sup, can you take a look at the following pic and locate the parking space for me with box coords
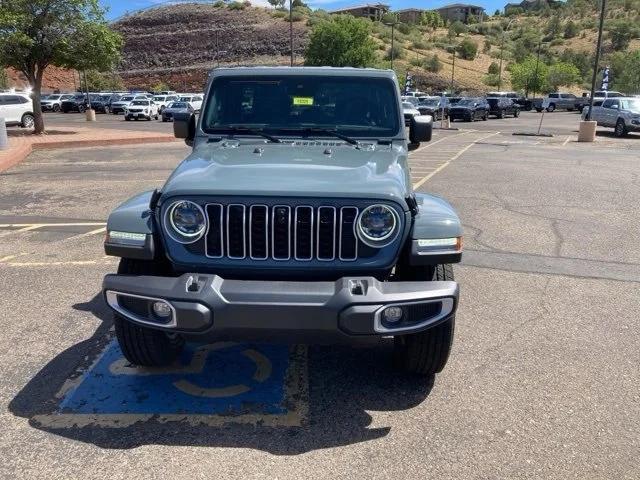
[1,111,639,478]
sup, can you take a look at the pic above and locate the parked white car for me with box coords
[178,95,203,112]
[111,95,149,114]
[0,93,34,128]
[583,97,640,137]
[152,95,179,113]
[40,93,74,112]
[124,99,159,121]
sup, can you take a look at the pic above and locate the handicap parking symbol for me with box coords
[35,339,308,428]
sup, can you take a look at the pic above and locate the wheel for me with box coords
[154,114,159,120]
[615,119,628,137]
[104,106,110,114]
[514,109,520,118]
[125,116,130,121]
[21,113,35,128]
[52,104,60,112]
[546,103,556,112]
[497,110,504,119]
[162,117,167,122]
[568,107,574,112]
[536,108,543,113]
[78,105,86,113]
[113,258,184,367]
[464,115,472,122]
[392,264,456,376]
[482,113,488,121]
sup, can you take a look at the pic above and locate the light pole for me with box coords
[384,19,399,69]
[289,0,294,66]
[498,19,515,91]
[586,0,607,121]
[450,49,456,93]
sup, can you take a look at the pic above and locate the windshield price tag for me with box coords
[292,97,314,106]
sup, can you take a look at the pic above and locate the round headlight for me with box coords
[165,200,206,243]
[357,204,399,248]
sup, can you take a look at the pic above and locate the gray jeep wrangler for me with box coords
[103,67,462,376]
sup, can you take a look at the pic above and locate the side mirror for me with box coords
[174,111,196,146]
[409,115,433,145]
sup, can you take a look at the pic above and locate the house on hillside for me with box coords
[329,3,390,21]
[436,3,484,23]
[396,8,425,24]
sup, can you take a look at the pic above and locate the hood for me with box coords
[161,140,410,207]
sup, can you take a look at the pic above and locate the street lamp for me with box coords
[384,19,400,69]
[586,0,607,121]
[498,18,515,91]
[289,0,294,66]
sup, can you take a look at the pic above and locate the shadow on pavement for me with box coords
[9,293,434,454]
[596,130,640,140]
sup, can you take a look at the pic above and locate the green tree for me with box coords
[488,61,500,75]
[448,20,468,38]
[268,0,286,8]
[420,10,443,30]
[0,69,9,90]
[607,19,639,51]
[546,62,580,90]
[510,55,549,94]
[456,38,477,60]
[564,20,579,39]
[304,15,376,67]
[494,9,501,16]
[85,70,124,91]
[150,80,170,93]
[0,0,122,133]
[610,50,640,93]
[483,73,500,86]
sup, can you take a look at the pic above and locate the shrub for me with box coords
[448,20,468,38]
[409,56,423,67]
[456,38,477,60]
[483,74,500,87]
[397,23,411,35]
[412,38,429,50]
[483,39,492,53]
[564,20,579,39]
[213,0,225,7]
[228,1,246,10]
[424,54,441,72]
[384,44,404,60]
[488,61,500,75]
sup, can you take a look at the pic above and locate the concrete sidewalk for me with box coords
[0,126,179,172]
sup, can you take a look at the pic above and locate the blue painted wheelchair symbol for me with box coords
[58,340,295,416]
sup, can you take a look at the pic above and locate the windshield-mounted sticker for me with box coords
[292,97,314,106]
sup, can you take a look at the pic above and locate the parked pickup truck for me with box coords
[582,97,640,137]
[102,66,461,378]
[541,92,579,112]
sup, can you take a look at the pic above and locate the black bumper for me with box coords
[103,273,459,342]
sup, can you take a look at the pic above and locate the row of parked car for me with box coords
[40,91,203,119]
[402,93,521,124]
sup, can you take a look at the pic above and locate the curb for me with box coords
[0,135,179,173]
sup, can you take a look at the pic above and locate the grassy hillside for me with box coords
[111,1,639,94]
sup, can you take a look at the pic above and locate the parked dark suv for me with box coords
[448,97,489,122]
[61,94,88,113]
[487,97,520,118]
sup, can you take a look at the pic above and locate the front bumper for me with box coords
[103,273,459,342]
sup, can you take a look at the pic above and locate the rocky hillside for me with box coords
[113,3,309,90]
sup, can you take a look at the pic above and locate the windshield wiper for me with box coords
[220,125,281,143]
[281,127,359,145]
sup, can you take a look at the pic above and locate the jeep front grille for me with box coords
[204,203,359,262]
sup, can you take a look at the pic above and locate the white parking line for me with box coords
[62,227,107,242]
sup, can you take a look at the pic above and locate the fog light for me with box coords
[382,306,403,323]
[152,301,172,318]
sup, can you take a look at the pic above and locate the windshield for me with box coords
[201,75,401,138]
[120,96,134,101]
[154,96,165,101]
[47,95,60,100]
[402,102,415,109]
[131,100,149,105]
[621,99,640,112]
[169,102,188,109]
[179,96,192,101]
[457,99,477,106]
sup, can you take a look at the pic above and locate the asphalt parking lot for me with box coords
[1,111,639,479]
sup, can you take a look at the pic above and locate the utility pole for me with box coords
[498,19,514,92]
[586,0,607,121]
[289,0,294,66]
[384,19,399,70]
[450,49,456,93]
[532,42,542,98]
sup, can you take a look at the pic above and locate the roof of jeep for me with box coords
[209,66,397,79]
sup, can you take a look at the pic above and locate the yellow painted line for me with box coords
[0,222,106,228]
[1,260,117,267]
[412,130,474,153]
[0,252,30,263]
[412,132,500,190]
[62,226,107,242]
[0,224,42,238]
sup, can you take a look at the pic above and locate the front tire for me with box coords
[21,113,35,129]
[113,258,184,367]
[53,104,60,112]
[546,103,556,112]
[392,264,456,376]
[615,119,628,137]
[514,109,520,118]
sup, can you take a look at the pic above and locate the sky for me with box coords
[100,0,507,21]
